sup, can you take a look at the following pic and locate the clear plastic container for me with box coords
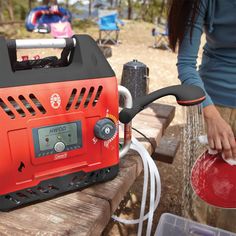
[156,213,236,236]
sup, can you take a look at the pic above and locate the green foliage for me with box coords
[13,0,29,20]
[72,19,97,31]
[133,0,167,22]
[0,0,29,21]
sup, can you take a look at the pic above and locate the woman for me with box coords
[167,0,236,232]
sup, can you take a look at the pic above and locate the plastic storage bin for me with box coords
[156,213,236,236]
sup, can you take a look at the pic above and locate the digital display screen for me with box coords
[38,122,78,151]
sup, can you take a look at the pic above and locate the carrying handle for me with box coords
[119,85,205,124]
[7,38,76,71]
[7,38,76,49]
[118,85,133,158]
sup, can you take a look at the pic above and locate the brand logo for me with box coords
[54,152,68,160]
[50,126,66,134]
[50,93,61,109]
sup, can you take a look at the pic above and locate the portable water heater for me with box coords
[0,35,129,211]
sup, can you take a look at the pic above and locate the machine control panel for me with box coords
[33,121,82,157]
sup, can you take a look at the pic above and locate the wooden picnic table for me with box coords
[0,103,175,236]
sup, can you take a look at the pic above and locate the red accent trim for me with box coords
[177,96,206,105]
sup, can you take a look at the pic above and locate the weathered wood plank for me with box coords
[141,103,176,130]
[152,136,180,164]
[0,192,110,236]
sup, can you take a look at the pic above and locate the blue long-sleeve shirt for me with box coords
[177,0,236,108]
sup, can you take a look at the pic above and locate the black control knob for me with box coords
[94,118,117,140]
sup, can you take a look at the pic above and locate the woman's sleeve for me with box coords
[177,1,212,107]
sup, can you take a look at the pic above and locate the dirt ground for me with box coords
[12,21,202,235]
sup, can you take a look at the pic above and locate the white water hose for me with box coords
[112,136,161,236]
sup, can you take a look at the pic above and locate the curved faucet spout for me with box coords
[119,85,206,124]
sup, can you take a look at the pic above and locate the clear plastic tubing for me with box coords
[112,137,161,236]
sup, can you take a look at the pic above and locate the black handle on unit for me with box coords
[119,85,206,124]
[0,35,115,88]
[7,38,75,71]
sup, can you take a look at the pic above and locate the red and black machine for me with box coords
[0,35,126,211]
[0,35,205,211]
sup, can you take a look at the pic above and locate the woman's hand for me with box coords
[204,105,236,160]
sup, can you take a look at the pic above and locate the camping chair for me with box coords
[98,10,124,45]
[152,18,170,51]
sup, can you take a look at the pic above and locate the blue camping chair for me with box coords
[98,13,124,45]
[152,18,170,50]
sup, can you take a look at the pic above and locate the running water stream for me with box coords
[182,105,206,218]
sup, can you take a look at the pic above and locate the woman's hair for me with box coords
[167,0,201,52]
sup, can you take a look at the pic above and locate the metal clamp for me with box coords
[118,85,133,158]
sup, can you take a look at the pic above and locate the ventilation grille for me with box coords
[66,86,103,111]
[0,86,104,119]
[0,94,46,119]
[4,184,60,205]
[4,168,111,206]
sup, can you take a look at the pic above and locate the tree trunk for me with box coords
[6,0,14,21]
[65,0,69,9]
[43,0,50,5]
[117,0,122,17]
[140,0,148,20]
[115,0,119,8]
[109,0,113,7]
[159,0,166,17]
[43,0,58,5]
[0,0,5,22]
[88,0,92,17]
[127,0,132,19]
[29,0,32,10]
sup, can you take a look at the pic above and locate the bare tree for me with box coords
[0,0,5,22]
[29,0,36,10]
[127,0,132,19]
[65,0,70,8]
[5,0,14,21]
[29,0,32,9]
[109,0,114,7]
[88,0,92,17]
[159,0,167,17]
[115,0,119,8]
[117,0,122,16]
[43,0,58,5]
[140,0,149,20]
